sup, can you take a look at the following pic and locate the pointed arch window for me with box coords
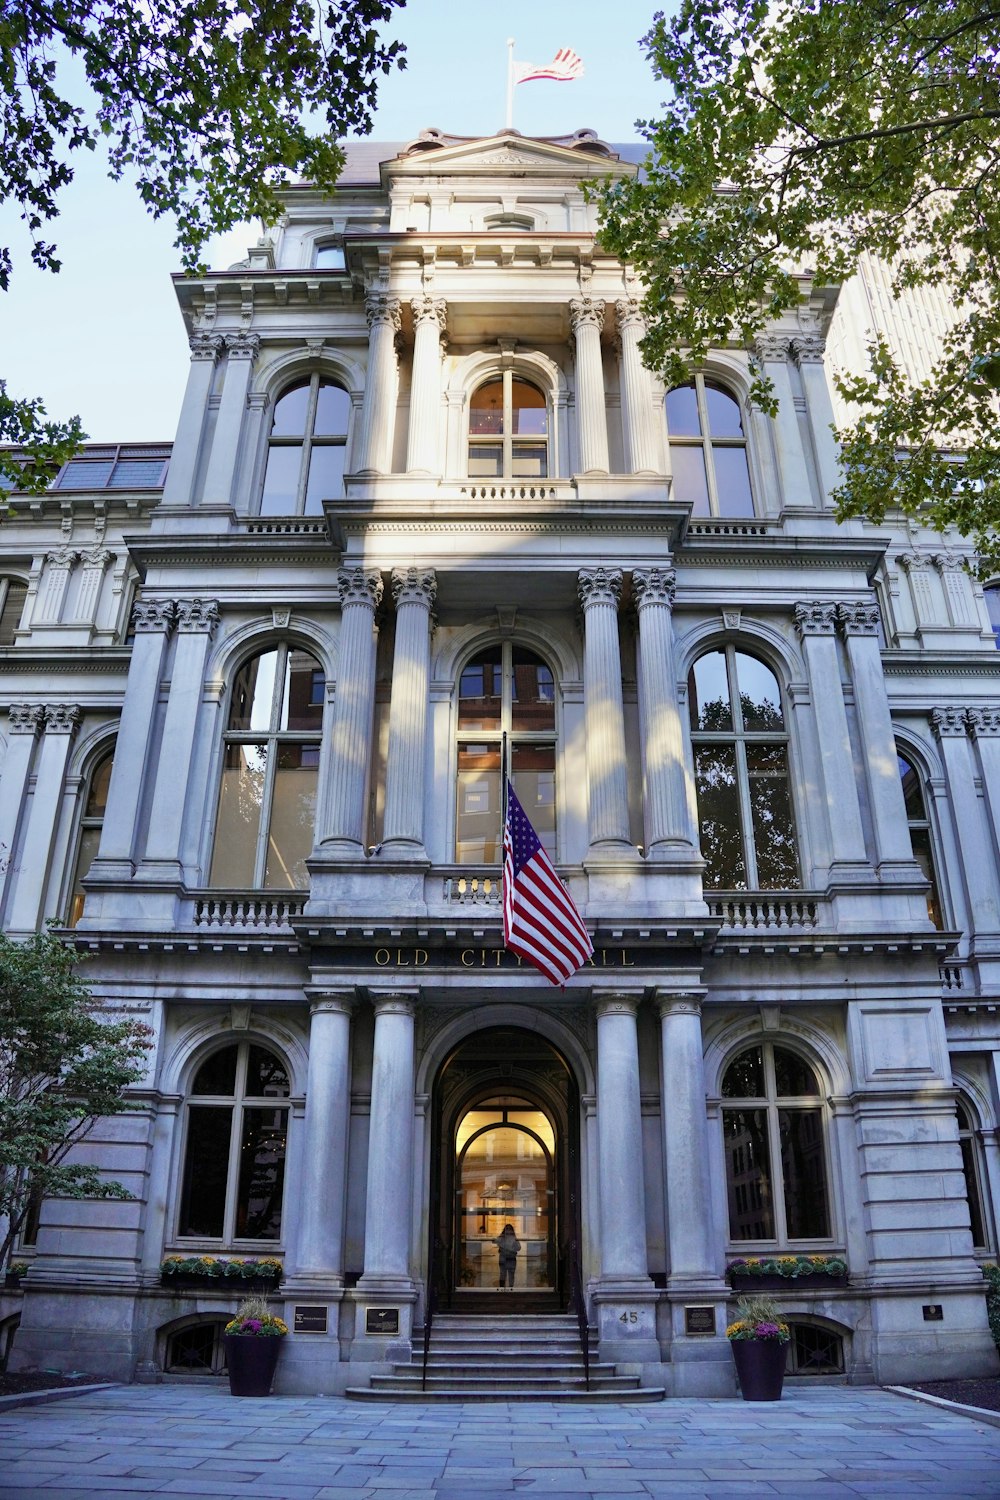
[688,647,799,889]
[67,746,115,927]
[468,376,548,478]
[897,749,943,928]
[209,645,324,889]
[260,375,350,515]
[456,644,556,863]
[666,378,754,516]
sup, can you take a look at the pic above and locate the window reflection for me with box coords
[667,377,754,516]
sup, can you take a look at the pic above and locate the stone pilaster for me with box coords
[291,992,355,1283]
[160,333,225,508]
[34,546,78,625]
[570,297,610,475]
[359,995,417,1293]
[318,568,383,855]
[353,293,401,475]
[789,333,841,505]
[593,994,651,1288]
[201,334,260,508]
[633,567,697,859]
[615,298,660,474]
[933,708,1000,935]
[753,333,814,505]
[406,297,447,474]
[578,567,634,856]
[656,991,716,1281]
[382,567,436,856]
[0,706,45,910]
[6,704,81,932]
[794,601,868,877]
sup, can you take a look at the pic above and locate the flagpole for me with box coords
[505,38,515,129]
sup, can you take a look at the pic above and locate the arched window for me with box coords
[67,746,114,927]
[956,1097,993,1253]
[177,1041,289,1243]
[688,647,799,889]
[313,243,346,270]
[468,376,548,478]
[456,644,555,863]
[209,646,324,889]
[260,375,350,515]
[666,377,754,516]
[897,749,943,928]
[722,1042,831,1243]
[985,583,1000,647]
[0,577,28,645]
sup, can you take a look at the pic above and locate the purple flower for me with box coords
[754,1321,782,1338]
[246,1318,263,1333]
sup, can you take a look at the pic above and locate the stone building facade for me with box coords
[1,129,998,1396]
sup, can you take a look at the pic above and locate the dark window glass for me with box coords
[178,1106,232,1236]
[511,650,555,733]
[262,376,348,514]
[512,742,556,857]
[511,381,548,436]
[690,651,732,732]
[724,1108,776,1239]
[898,750,943,928]
[260,446,303,515]
[747,744,799,889]
[985,585,1000,646]
[721,1046,764,1099]
[57,460,115,489]
[247,1047,290,1098]
[470,382,504,434]
[236,1108,288,1238]
[779,1108,830,1237]
[959,1135,987,1248]
[191,1046,238,1096]
[69,746,116,927]
[304,446,346,513]
[694,743,747,889]
[459,651,503,730]
[735,653,784,731]
[773,1047,820,1098]
[788,1324,844,1375]
[0,581,27,645]
[282,651,325,732]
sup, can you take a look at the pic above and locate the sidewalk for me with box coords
[1,1384,999,1499]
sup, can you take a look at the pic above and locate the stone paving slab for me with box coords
[1,1386,999,1499]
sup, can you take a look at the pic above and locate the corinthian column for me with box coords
[633,567,696,858]
[293,992,354,1282]
[0,706,44,910]
[406,297,446,474]
[790,334,840,505]
[201,334,260,508]
[319,568,383,854]
[570,297,610,475]
[382,567,436,856]
[657,991,716,1282]
[594,994,651,1287]
[615,298,660,474]
[359,994,417,1291]
[794,601,868,875]
[353,293,401,475]
[7,705,81,933]
[161,333,224,508]
[578,567,633,854]
[753,334,813,506]
[932,709,1000,934]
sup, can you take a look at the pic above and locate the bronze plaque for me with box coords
[684,1304,716,1336]
[366,1307,400,1335]
[293,1305,328,1334]
[922,1304,944,1322]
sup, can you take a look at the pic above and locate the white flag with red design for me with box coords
[514,48,584,85]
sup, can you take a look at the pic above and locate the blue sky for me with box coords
[2,0,673,444]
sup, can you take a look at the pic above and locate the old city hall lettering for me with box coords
[369,946,639,969]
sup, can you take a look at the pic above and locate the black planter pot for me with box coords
[4,1274,22,1290]
[224,1334,283,1397]
[729,1273,847,1292]
[731,1338,787,1401]
[162,1274,280,1293]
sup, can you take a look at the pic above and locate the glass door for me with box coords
[454,1097,556,1292]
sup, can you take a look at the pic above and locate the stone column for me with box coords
[790,334,841,505]
[72,545,111,628]
[932,709,1000,935]
[319,568,383,855]
[88,600,176,882]
[968,710,1000,881]
[201,334,260,508]
[794,601,868,876]
[34,546,78,625]
[359,994,417,1291]
[353,293,401,475]
[836,602,920,875]
[293,992,355,1283]
[141,599,220,880]
[7,704,81,932]
[160,333,224,508]
[632,567,696,858]
[382,567,436,857]
[578,567,634,856]
[615,298,660,474]
[570,297,610,475]
[0,706,44,911]
[754,335,814,506]
[657,991,716,1282]
[406,296,447,475]
[594,994,651,1288]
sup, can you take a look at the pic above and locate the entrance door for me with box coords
[455,1098,556,1292]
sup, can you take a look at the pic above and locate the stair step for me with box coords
[371,1375,641,1392]
[346,1385,666,1404]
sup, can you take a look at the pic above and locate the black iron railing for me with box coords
[422,1238,440,1392]
[569,1240,590,1391]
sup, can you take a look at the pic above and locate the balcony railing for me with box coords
[442,874,502,906]
[706,894,821,930]
[193,894,306,929]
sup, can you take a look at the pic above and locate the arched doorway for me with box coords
[430,1026,580,1312]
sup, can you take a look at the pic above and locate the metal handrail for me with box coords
[569,1240,590,1391]
[422,1238,439,1392]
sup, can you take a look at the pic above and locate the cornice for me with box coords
[124,535,339,570]
[677,533,889,575]
[0,647,133,674]
[881,650,1000,679]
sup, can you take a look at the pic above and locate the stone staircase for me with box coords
[345,1312,665,1402]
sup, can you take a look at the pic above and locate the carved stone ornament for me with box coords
[131,599,177,634]
[81,545,112,570]
[789,335,826,365]
[43,703,82,735]
[272,607,291,629]
[370,994,417,1018]
[722,608,742,631]
[897,552,930,573]
[965,708,1000,738]
[411,295,447,332]
[793,601,837,636]
[224,333,261,361]
[593,992,640,1019]
[336,567,384,611]
[931,707,969,739]
[365,293,402,332]
[45,546,79,570]
[176,598,221,634]
[569,296,606,334]
[615,297,645,333]
[391,566,437,610]
[189,332,225,362]
[577,566,623,610]
[632,567,677,610]
[931,551,966,573]
[8,704,45,735]
[836,601,881,636]
[753,333,793,363]
[655,990,704,1019]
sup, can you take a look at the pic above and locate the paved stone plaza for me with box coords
[1,1386,999,1499]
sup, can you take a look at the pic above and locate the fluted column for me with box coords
[0,706,44,911]
[406,297,446,474]
[794,601,868,874]
[35,546,78,624]
[141,599,220,879]
[161,334,224,508]
[932,709,1000,934]
[89,600,177,881]
[294,992,354,1281]
[790,334,840,505]
[615,298,660,474]
[578,568,634,854]
[594,994,651,1287]
[359,994,416,1290]
[201,334,260,508]
[570,297,610,475]
[633,567,696,858]
[382,567,436,856]
[7,704,81,932]
[319,568,383,854]
[657,991,717,1282]
[353,293,401,475]
[754,335,813,506]
[968,711,1000,886]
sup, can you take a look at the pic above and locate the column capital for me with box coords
[307,992,357,1017]
[370,994,417,1018]
[336,567,384,612]
[411,295,447,332]
[615,297,645,333]
[836,601,881,637]
[632,566,676,611]
[175,598,221,634]
[966,707,1000,738]
[224,332,261,362]
[189,332,225,362]
[930,549,966,573]
[593,992,641,1019]
[391,565,437,610]
[131,599,177,635]
[931,706,969,739]
[569,295,606,333]
[366,292,401,331]
[897,551,930,573]
[8,704,45,736]
[789,334,826,365]
[45,546,79,570]
[655,989,705,1020]
[794,600,837,637]
[43,703,82,735]
[578,566,622,610]
[753,333,793,363]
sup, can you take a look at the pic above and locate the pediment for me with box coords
[382,131,635,184]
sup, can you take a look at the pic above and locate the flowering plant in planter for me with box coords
[160,1255,283,1284]
[225,1299,288,1338]
[223,1296,287,1397]
[727,1253,847,1282]
[726,1296,790,1402]
[726,1296,791,1343]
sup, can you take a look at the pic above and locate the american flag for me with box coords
[514,48,585,85]
[503,787,593,986]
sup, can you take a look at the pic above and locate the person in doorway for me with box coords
[494,1223,521,1289]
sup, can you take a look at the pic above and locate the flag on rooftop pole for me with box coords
[506,41,584,128]
[503,785,594,987]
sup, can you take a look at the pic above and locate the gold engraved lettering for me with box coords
[375,948,391,966]
[396,949,410,966]
[414,949,428,967]
[621,950,635,967]
[460,949,476,967]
